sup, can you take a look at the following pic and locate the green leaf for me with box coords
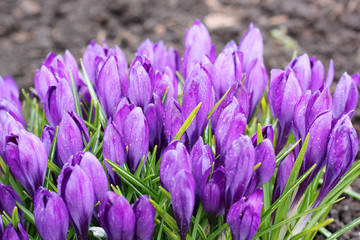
[149,199,178,233]
[134,155,146,178]
[275,138,301,165]
[173,103,202,141]
[292,219,334,240]
[70,70,83,119]
[48,161,61,176]
[207,87,231,119]
[326,215,360,240]
[83,124,101,152]
[16,201,35,225]
[161,86,169,105]
[207,223,228,240]
[257,123,263,145]
[155,218,180,240]
[159,186,171,201]
[191,203,203,240]
[11,207,20,229]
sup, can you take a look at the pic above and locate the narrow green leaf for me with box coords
[16,201,35,225]
[11,207,20,229]
[134,155,146,178]
[207,223,228,240]
[254,162,262,171]
[275,138,301,165]
[191,204,203,240]
[257,123,263,145]
[207,87,231,119]
[155,218,180,240]
[48,161,61,176]
[149,199,178,232]
[159,186,171,201]
[70,70,83,119]
[326,215,360,240]
[173,103,202,141]
[83,124,101,152]
[292,219,334,240]
[176,71,184,85]
[161,86,169,105]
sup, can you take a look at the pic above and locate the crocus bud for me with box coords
[251,125,274,146]
[99,192,135,240]
[246,139,275,196]
[82,40,107,83]
[64,50,81,86]
[0,112,24,159]
[123,107,149,173]
[97,56,126,118]
[69,152,108,202]
[164,98,184,144]
[244,58,268,119]
[268,69,302,153]
[160,141,192,191]
[154,42,180,74]
[0,184,24,224]
[133,196,156,240]
[272,150,295,203]
[227,189,263,240]
[286,54,311,93]
[201,167,225,223]
[34,65,58,103]
[2,223,29,240]
[315,115,358,206]
[0,75,21,112]
[145,94,165,151]
[238,23,264,71]
[212,41,243,101]
[183,63,215,148]
[44,79,75,126]
[128,56,155,111]
[225,136,255,210]
[154,67,178,104]
[171,169,196,240]
[57,111,89,164]
[0,99,26,127]
[308,56,325,92]
[4,129,47,198]
[58,164,94,240]
[215,97,247,167]
[34,188,69,240]
[103,119,126,187]
[332,72,359,119]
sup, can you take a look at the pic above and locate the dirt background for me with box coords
[0,0,360,239]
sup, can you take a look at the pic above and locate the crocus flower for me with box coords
[160,141,192,191]
[246,139,275,196]
[251,125,274,146]
[128,56,155,111]
[34,187,69,240]
[286,54,311,93]
[0,99,26,127]
[123,107,149,173]
[44,78,75,126]
[0,75,21,112]
[332,72,359,119]
[212,41,243,101]
[171,169,196,240]
[57,111,89,165]
[4,129,48,198]
[34,65,58,103]
[315,114,358,206]
[97,55,127,118]
[58,164,94,240]
[69,152,109,202]
[133,196,156,240]
[225,135,255,210]
[164,98,184,145]
[227,189,263,240]
[154,67,178,104]
[238,23,264,71]
[82,40,108,83]
[215,97,247,167]
[0,184,24,224]
[2,223,29,240]
[272,149,295,203]
[201,167,225,223]
[145,94,165,152]
[103,119,126,187]
[183,63,215,148]
[99,191,135,240]
[0,112,24,159]
[268,69,302,153]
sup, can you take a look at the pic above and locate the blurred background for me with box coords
[0,0,360,238]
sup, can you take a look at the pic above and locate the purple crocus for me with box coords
[2,223,29,240]
[133,196,156,240]
[4,129,48,198]
[103,119,126,187]
[145,94,165,152]
[315,114,358,206]
[171,169,196,240]
[227,189,263,240]
[57,111,90,165]
[99,191,136,240]
[183,63,215,148]
[0,75,21,112]
[332,72,359,119]
[34,65,58,103]
[58,164,94,240]
[268,69,302,153]
[154,67,178,104]
[82,40,108,83]
[69,151,109,202]
[225,135,255,210]
[0,99,26,127]
[251,125,274,146]
[160,141,192,191]
[34,187,69,240]
[164,98,184,145]
[0,112,24,159]
[128,56,155,111]
[0,184,24,224]
[44,78,75,126]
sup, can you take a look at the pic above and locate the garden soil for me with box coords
[0,0,359,238]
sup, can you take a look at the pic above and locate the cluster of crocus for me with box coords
[0,18,359,240]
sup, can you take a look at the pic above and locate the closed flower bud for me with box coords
[2,223,29,240]
[145,94,165,152]
[4,129,47,198]
[286,54,311,93]
[99,192,135,240]
[0,99,26,127]
[133,196,156,240]
[69,152,108,202]
[0,75,21,112]
[227,189,263,240]
[251,125,274,147]
[34,187,69,240]
[171,169,196,240]
[34,65,58,103]
[82,40,107,83]
[0,184,24,224]
[154,67,178,104]
[0,112,24,159]
[225,136,255,210]
[58,164,94,240]
[57,111,89,164]
[164,98,184,144]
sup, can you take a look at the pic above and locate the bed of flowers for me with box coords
[0,19,359,240]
